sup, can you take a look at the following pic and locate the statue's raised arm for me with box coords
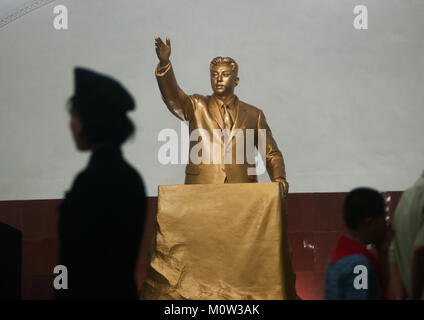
[154,36,194,121]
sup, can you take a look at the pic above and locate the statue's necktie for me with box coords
[222,105,233,130]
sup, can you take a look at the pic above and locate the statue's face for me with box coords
[210,64,238,97]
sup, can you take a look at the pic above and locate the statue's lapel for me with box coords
[225,97,247,148]
[207,95,247,148]
[208,96,224,130]
[231,96,242,131]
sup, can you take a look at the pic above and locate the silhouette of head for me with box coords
[343,187,386,244]
[68,67,135,150]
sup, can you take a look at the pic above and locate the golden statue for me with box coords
[154,37,289,195]
[140,38,298,300]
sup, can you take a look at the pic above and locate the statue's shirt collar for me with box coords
[213,94,236,110]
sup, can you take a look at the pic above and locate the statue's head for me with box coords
[210,57,239,97]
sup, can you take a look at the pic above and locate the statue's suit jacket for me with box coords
[156,62,289,193]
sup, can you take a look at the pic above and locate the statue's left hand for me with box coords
[155,36,171,67]
[275,179,289,199]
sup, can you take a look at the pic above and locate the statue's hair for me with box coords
[209,56,238,75]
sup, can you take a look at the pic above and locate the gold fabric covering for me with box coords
[140,182,297,299]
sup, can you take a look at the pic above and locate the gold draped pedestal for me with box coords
[140,182,297,299]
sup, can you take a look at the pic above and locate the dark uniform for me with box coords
[57,146,146,299]
[56,67,146,299]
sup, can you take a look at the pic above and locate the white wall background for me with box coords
[0,0,423,200]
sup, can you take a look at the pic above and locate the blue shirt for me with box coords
[324,253,383,300]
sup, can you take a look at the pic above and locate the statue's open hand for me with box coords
[155,36,171,66]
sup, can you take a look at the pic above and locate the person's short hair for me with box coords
[209,56,238,75]
[68,98,135,146]
[343,187,385,229]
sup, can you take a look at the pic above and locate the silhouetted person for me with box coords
[56,67,146,299]
[324,188,392,299]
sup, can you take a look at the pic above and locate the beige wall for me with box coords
[0,0,423,199]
